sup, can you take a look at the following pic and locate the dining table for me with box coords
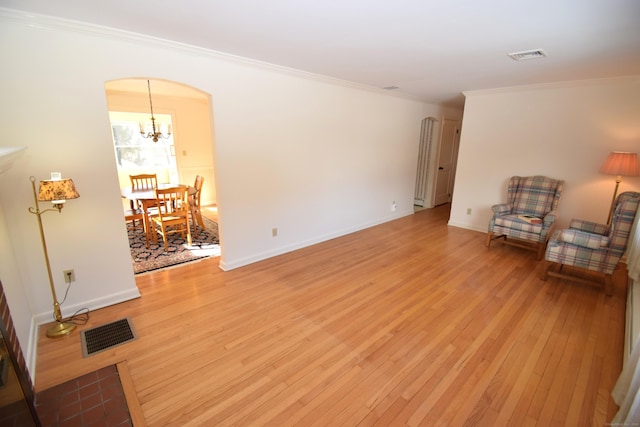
[121,183,197,246]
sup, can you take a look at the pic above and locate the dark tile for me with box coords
[101,383,125,401]
[103,395,126,413]
[58,389,80,406]
[85,418,108,427]
[99,375,122,392]
[58,379,80,397]
[79,381,101,399]
[36,386,60,404]
[35,365,133,427]
[59,413,83,427]
[105,407,130,426]
[58,400,82,422]
[35,410,58,427]
[82,404,107,424]
[97,366,117,379]
[80,392,103,412]
[78,371,99,387]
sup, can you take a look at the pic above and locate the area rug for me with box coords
[128,216,220,274]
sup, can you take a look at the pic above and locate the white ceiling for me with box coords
[3,0,640,108]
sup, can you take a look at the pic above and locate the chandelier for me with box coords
[139,80,172,142]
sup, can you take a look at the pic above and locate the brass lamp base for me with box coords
[46,321,77,338]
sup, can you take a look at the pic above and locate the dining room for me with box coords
[105,78,220,273]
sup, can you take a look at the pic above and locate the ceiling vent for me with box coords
[508,49,547,61]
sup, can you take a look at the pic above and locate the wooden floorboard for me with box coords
[35,205,626,426]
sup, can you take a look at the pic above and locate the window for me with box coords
[110,112,176,170]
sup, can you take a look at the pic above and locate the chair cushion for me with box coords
[560,229,609,249]
[124,208,142,215]
[512,176,558,217]
[546,230,612,274]
[494,214,543,233]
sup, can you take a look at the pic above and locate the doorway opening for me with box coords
[104,78,220,271]
[413,116,460,211]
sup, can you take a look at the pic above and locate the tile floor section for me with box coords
[35,365,132,427]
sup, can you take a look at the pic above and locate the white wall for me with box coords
[450,77,640,233]
[0,8,460,374]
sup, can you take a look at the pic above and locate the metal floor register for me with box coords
[80,318,137,357]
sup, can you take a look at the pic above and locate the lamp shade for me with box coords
[599,152,640,177]
[38,179,80,202]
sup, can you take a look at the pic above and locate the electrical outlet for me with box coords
[63,269,75,283]
[272,227,278,237]
[391,201,397,212]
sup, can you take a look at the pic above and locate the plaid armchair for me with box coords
[543,191,640,295]
[486,176,565,259]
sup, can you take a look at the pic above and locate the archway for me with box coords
[104,78,220,269]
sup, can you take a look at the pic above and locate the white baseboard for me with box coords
[219,210,414,271]
[31,288,141,326]
[447,220,487,234]
[27,318,38,384]
[625,277,639,365]
[28,288,141,384]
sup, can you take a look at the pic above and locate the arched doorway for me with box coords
[104,78,220,269]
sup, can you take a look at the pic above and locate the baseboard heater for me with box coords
[414,117,437,207]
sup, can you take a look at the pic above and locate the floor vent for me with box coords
[80,318,137,357]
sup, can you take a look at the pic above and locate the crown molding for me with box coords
[0,7,423,102]
[463,75,640,98]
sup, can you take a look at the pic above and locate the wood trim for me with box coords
[116,361,146,427]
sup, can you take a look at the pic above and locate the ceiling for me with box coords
[3,0,640,108]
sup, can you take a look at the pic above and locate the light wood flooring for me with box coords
[35,204,626,426]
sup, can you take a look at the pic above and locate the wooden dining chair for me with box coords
[128,173,157,208]
[124,206,144,231]
[130,173,157,190]
[127,173,158,244]
[124,202,151,248]
[150,186,192,252]
[190,175,205,234]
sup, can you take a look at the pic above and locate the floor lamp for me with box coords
[599,151,639,226]
[27,174,80,338]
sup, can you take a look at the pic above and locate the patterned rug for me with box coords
[128,216,220,274]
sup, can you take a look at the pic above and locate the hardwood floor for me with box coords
[35,205,626,426]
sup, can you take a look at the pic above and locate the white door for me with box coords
[433,118,460,206]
